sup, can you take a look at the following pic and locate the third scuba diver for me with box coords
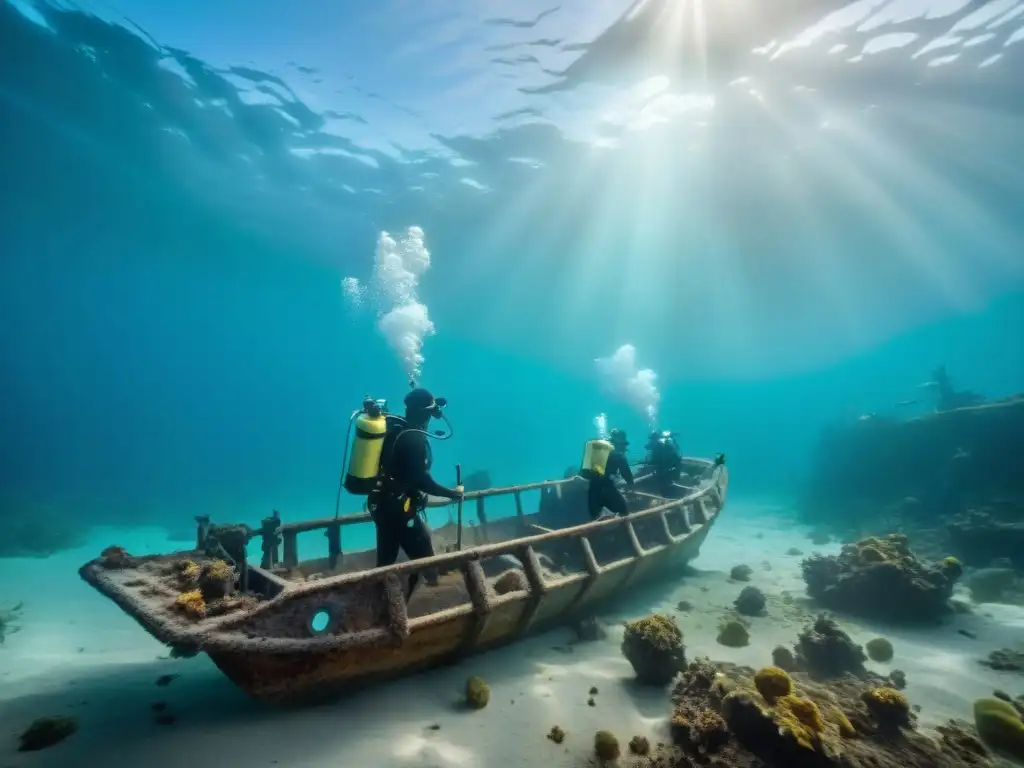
[345,387,464,601]
[644,430,684,496]
[580,428,634,520]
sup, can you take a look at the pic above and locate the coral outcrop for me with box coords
[793,615,867,680]
[734,586,766,616]
[973,697,1024,762]
[197,559,235,600]
[866,637,894,663]
[717,619,750,648]
[648,659,994,768]
[979,649,1024,673]
[801,534,961,622]
[621,614,686,686]
[730,564,753,582]
[465,676,489,709]
[174,590,207,619]
[594,730,620,760]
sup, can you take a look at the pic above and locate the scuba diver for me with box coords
[581,428,634,520]
[644,430,683,496]
[361,387,464,600]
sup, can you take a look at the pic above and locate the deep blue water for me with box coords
[1,0,1023,547]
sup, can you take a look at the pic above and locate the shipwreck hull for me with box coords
[802,396,1024,512]
[80,460,727,705]
[207,524,714,703]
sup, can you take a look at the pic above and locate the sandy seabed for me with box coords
[1,502,1022,768]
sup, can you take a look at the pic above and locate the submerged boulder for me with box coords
[801,534,962,622]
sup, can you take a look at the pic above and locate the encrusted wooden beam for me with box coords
[282,530,299,569]
[625,521,645,558]
[658,511,675,544]
[512,545,548,635]
[327,523,342,570]
[563,536,602,614]
[460,559,491,651]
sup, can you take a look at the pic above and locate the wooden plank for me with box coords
[282,530,299,569]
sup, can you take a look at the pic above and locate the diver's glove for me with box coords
[713,453,726,467]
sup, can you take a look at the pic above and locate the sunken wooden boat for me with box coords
[80,457,728,704]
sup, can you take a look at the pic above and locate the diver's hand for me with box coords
[451,485,465,500]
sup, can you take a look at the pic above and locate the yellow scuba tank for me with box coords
[344,401,389,495]
[579,438,614,479]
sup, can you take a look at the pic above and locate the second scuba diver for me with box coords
[582,428,634,520]
[367,388,464,600]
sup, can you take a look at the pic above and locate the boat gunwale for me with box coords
[79,461,727,657]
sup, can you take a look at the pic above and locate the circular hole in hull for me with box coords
[309,608,332,636]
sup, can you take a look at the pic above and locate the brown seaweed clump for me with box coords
[649,658,994,768]
[865,637,894,663]
[801,534,962,623]
[99,545,135,569]
[594,730,620,761]
[197,559,235,600]
[621,613,686,686]
[629,735,651,755]
[547,725,565,744]
[716,618,750,648]
[465,676,489,709]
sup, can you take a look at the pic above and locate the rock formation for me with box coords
[648,659,994,768]
[801,534,962,622]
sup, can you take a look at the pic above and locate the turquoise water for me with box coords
[1,4,1023,555]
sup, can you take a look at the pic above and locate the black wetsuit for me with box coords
[647,437,683,496]
[587,450,634,519]
[371,416,459,598]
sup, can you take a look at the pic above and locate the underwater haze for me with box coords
[3,0,1023,536]
[4,1,1024,766]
